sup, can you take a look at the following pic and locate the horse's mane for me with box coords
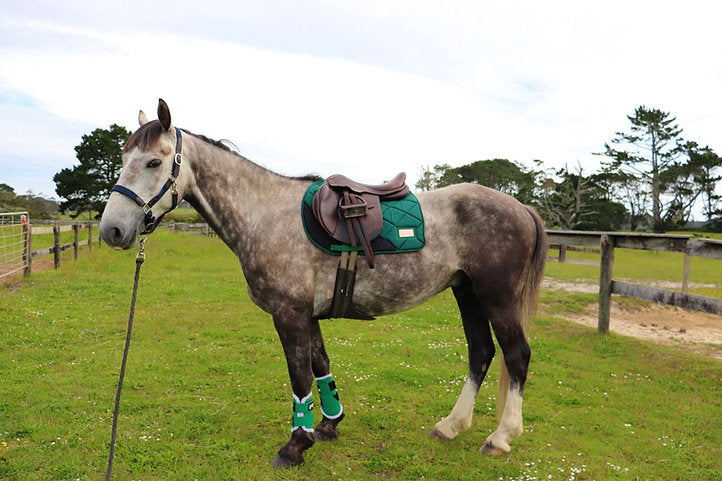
[123,120,320,182]
[123,119,164,153]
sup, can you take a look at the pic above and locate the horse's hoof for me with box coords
[313,428,340,441]
[429,429,451,440]
[313,430,331,441]
[271,454,300,468]
[314,415,343,441]
[480,442,505,456]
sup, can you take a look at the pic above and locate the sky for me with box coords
[1,1,720,215]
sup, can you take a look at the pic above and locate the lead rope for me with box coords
[105,236,147,481]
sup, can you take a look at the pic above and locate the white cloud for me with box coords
[0,20,508,185]
[0,1,721,212]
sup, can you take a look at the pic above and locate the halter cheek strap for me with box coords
[111,127,183,235]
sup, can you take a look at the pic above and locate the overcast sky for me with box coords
[1,1,720,207]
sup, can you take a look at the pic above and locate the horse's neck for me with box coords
[184,138,301,251]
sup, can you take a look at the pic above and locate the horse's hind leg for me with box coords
[482,304,531,455]
[310,319,344,441]
[431,281,495,440]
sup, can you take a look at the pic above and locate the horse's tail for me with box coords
[498,206,547,414]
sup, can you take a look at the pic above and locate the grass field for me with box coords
[546,240,722,299]
[1,231,720,480]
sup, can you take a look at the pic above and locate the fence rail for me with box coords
[169,222,216,237]
[0,214,100,279]
[547,230,722,332]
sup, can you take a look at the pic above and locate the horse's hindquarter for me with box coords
[344,183,538,317]
[439,184,538,300]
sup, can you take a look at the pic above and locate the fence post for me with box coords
[73,224,80,261]
[87,223,93,253]
[23,222,31,277]
[53,225,61,269]
[597,234,615,333]
[558,244,567,263]
[682,243,691,293]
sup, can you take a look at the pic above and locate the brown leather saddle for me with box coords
[312,172,410,268]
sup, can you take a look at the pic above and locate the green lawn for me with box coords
[1,231,720,480]
[29,227,99,253]
[546,244,722,299]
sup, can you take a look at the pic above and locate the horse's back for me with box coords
[418,183,538,242]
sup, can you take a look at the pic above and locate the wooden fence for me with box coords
[549,243,600,263]
[24,222,101,276]
[169,222,216,236]
[547,230,722,333]
[4,220,209,279]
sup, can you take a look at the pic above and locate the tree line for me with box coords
[43,105,722,232]
[0,184,59,219]
[416,106,722,232]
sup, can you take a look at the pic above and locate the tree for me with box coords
[0,183,59,219]
[683,142,722,222]
[536,163,627,231]
[600,106,685,232]
[54,124,131,218]
[595,167,650,231]
[431,159,537,205]
[582,172,629,231]
[0,184,17,212]
[537,163,593,230]
[415,164,449,192]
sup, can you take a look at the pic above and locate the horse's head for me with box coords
[99,99,187,249]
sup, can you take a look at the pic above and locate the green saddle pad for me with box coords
[301,178,425,256]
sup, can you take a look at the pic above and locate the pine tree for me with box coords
[601,106,683,232]
[54,124,131,218]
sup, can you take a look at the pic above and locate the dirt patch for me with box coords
[542,278,722,360]
[0,258,55,291]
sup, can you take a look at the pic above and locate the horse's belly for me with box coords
[345,255,459,316]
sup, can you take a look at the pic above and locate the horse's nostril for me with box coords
[100,222,126,247]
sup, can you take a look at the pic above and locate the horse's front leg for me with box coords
[271,312,316,468]
[310,319,344,441]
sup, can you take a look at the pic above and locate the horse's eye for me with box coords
[147,158,162,169]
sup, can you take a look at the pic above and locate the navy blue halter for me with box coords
[111,127,183,234]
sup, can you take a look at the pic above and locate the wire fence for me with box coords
[0,211,29,279]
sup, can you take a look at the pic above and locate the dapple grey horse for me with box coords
[99,99,547,467]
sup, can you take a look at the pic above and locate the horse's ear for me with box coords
[158,98,172,131]
[138,110,149,126]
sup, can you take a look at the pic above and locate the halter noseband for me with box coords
[111,127,183,235]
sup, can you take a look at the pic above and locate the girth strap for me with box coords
[329,251,375,320]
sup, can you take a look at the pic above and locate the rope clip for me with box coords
[136,236,148,262]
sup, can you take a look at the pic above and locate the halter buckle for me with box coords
[143,219,156,234]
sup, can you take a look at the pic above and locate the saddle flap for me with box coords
[312,185,382,244]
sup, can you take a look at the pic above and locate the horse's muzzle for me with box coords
[99,220,138,250]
